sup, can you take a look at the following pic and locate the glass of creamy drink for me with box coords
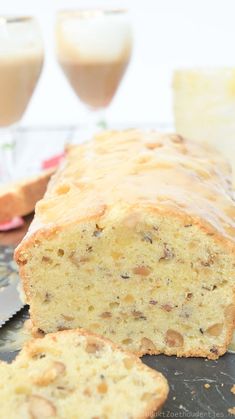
[55,9,132,131]
[0,16,44,183]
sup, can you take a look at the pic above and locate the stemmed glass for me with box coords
[0,16,44,183]
[55,9,132,136]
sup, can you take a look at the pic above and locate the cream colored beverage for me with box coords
[0,17,43,126]
[56,11,132,109]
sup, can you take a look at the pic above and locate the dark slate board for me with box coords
[0,246,235,417]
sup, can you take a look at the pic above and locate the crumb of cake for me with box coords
[204,383,210,389]
[231,385,235,394]
[228,407,235,415]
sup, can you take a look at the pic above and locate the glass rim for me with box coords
[56,8,128,18]
[0,16,36,24]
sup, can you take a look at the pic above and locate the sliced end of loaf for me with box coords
[15,208,235,359]
[0,329,169,419]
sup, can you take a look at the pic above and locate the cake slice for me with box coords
[0,329,169,419]
[15,130,235,359]
[0,169,54,223]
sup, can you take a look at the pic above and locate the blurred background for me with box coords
[2,0,235,127]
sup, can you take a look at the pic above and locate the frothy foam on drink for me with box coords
[0,19,43,56]
[56,14,132,63]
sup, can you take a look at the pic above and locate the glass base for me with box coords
[0,127,16,185]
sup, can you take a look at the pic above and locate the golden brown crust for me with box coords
[0,169,54,222]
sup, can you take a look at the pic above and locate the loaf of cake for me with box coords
[0,329,168,418]
[15,130,235,359]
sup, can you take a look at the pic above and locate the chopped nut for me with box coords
[33,362,66,386]
[28,395,56,418]
[89,323,101,330]
[32,328,45,339]
[100,312,112,319]
[41,256,53,264]
[83,388,92,397]
[69,252,90,267]
[122,338,133,345]
[132,310,147,320]
[145,142,163,150]
[123,357,135,369]
[206,323,223,336]
[186,292,193,300]
[159,243,174,261]
[57,249,64,257]
[111,251,123,260]
[140,337,157,352]
[56,184,70,195]
[201,250,216,267]
[165,329,184,347]
[62,314,75,321]
[161,303,174,312]
[123,294,135,303]
[97,382,108,394]
[170,134,184,143]
[17,255,28,265]
[141,392,153,401]
[132,266,151,276]
[86,340,103,353]
[225,304,235,326]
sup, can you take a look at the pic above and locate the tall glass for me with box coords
[0,16,44,183]
[55,9,132,133]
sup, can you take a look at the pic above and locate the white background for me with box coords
[1,0,235,127]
